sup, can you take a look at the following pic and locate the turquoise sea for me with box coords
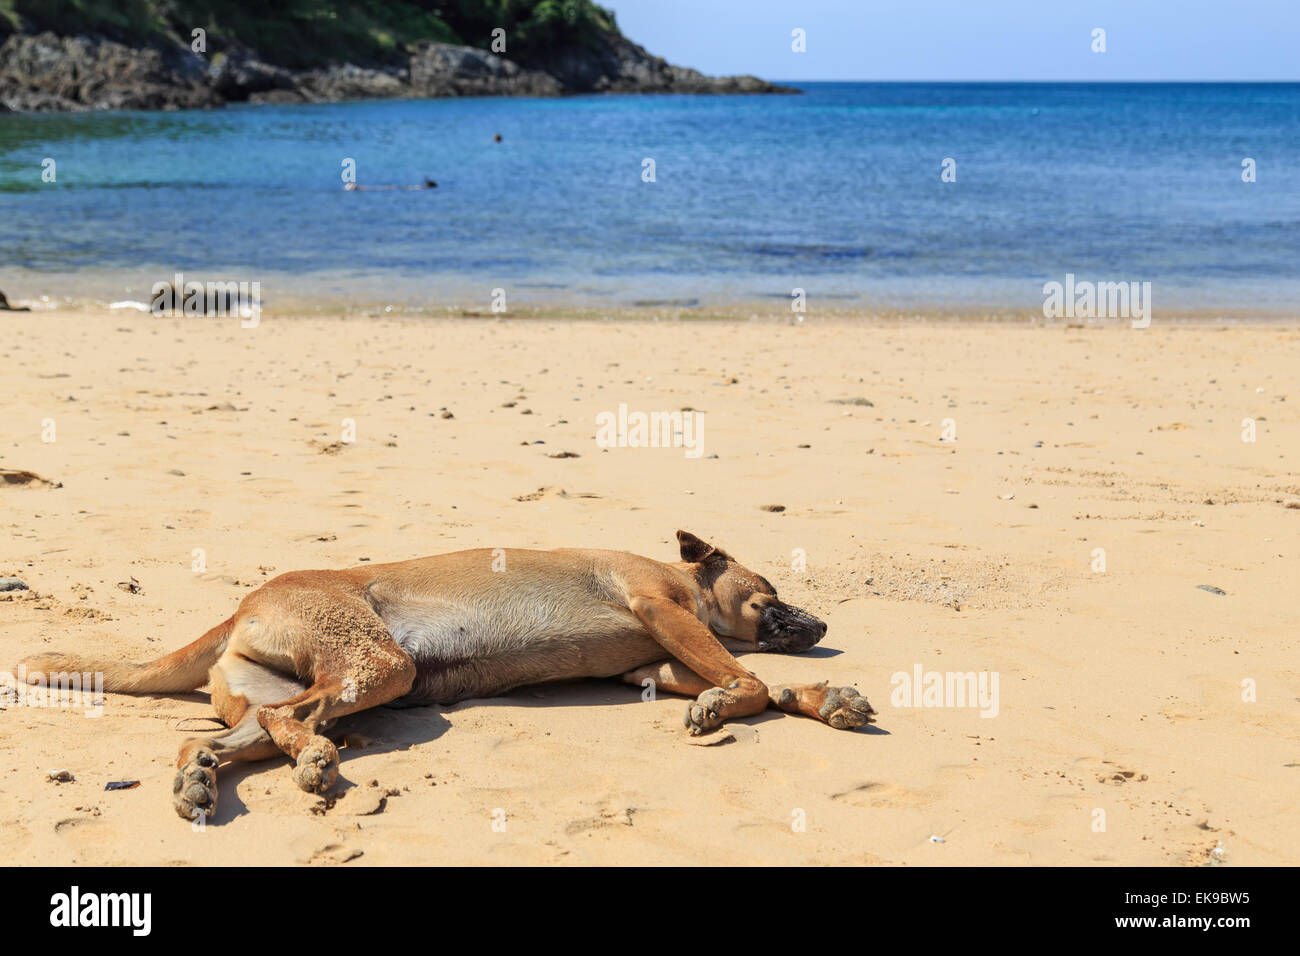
[1,82,1298,313]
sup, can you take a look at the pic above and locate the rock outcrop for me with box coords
[408,42,561,97]
[526,33,783,94]
[0,33,218,111]
[0,28,794,113]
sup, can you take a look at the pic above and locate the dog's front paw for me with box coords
[293,737,339,793]
[174,748,219,822]
[683,687,731,736]
[818,686,877,729]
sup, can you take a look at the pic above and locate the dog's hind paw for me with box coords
[293,737,339,793]
[818,686,877,729]
[683,687,731,736]
[173,748,218,822]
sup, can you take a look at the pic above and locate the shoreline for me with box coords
[3,295,1296,326]
[5,268,1297,327]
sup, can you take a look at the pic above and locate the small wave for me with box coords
[751,244,871,260]
[631,298,700,307]
[755,291,860,300]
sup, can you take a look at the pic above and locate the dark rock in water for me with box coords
[0,577,29,592]
[1196,584,1227,595]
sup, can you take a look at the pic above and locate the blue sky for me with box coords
[600,0,1299,82]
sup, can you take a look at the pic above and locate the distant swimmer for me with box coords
[494,133,502,142]
[344,177,437,192]
[0,290,31,311]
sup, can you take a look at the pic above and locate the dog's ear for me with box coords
[676,530,729,564]
[676,530,713,562]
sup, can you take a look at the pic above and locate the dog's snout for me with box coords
[787,604,826,633]
[757,602,827,653]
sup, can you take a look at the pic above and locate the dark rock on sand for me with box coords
[0,468,61,488]
[0,290,31,311]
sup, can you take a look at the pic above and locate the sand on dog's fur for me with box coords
[2,310,1297,865]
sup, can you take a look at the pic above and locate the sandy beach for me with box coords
[2,308,1297,866]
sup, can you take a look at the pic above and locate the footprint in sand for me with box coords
[298,842,364,865]
[54,815,115,855]
[513,486,600,502]
[54,816,96,832]
[1074,757,1149,785]
[562,796,637,836]
[830,781,936,809]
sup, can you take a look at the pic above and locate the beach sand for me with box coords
[1,308,1297,866]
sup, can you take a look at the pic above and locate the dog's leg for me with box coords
[628,595,769,735]
[253,680,354,793]
[766,680,877,729]
[255,665,415,793]
[622,660,877,731]
[622,659,713,698]
[245,595,416,794]
[174,716,279,823]
[173,652,303,822]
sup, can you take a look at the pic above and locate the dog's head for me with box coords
[676,530,827,653]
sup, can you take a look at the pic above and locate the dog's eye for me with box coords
[750,603,761,610]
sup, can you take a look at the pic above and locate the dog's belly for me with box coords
[380,601,665,704]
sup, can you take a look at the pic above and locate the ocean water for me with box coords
[1,82,1298,313]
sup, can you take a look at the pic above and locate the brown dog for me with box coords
[18,530,875,822]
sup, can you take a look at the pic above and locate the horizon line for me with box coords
[767,78,1300,85]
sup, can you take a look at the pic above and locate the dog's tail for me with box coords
[15,615,235,694]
